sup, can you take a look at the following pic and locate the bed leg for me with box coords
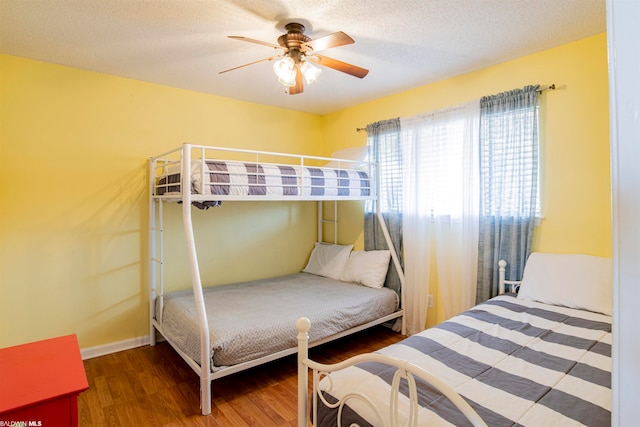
[201,377,212,416]
[150,328,156,346]
[297,317,311,427]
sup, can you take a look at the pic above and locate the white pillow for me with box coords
[517,252,613,315]
[302,243,353,280]
[340,250,391,289]
[324,146,368,170]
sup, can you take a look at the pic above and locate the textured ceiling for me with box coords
[0,0,606,115]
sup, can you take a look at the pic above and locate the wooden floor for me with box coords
[78,325,404,426]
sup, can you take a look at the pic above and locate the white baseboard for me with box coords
[81,335,150,360]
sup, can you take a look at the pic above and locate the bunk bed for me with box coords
[297,253,613,427]
[148,144,406,416]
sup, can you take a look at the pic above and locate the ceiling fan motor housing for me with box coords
[278,23,312,61]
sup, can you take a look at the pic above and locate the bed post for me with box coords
[297,317,311,427]
[181,144,212,415]
[498,260,507,294]
[497,260,522,294]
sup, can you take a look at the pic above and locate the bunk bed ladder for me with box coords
[317,201,338,244]
[149,157,168,346]
[149,158,157,346]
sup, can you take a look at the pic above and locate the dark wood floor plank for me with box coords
[100,404,122,426]
[92,375,114,407]
[246,390,289,426]
[79,325,403,426]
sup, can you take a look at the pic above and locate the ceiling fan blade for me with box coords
[305,31,354,51]
[219,56,279,74]
[288,67,304,95]
[228,36,281,50]
[309,54,369,79]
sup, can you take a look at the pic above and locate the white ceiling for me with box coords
[0,0,606,115]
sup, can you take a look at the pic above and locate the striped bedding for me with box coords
[156,159,371,202]
[317,294,611,427]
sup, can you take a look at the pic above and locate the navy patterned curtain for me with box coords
[364,118,403,296]
[476,85,540,303]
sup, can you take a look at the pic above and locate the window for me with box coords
[479,99,540,219]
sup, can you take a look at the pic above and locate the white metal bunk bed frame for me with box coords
[148,143,406,415]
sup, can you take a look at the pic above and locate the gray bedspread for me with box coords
[157,273,399,370]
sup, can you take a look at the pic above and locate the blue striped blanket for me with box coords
[156,160,371,205]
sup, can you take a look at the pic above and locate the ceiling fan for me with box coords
[220,23,369,95]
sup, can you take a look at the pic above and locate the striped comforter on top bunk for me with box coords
[157,159,371,202]
[316,294,611,427]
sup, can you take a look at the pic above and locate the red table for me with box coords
[0,334,89,427]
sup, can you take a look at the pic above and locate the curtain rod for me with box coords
[537,83,556,94]
[356,83,556,132]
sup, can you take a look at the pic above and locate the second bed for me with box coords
[158,271,399,371]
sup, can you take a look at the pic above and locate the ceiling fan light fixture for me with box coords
[273,56,296,87]
[300,60,322,85]
[277,74,297,87]
[223,23,368,94]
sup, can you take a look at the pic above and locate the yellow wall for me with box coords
[0,54,323,349]
[322,33,611,326]
[0,32,611,348]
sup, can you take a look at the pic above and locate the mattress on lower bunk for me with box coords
[317,294,612,427]
[156,159,371,199]
[158,272,399,370]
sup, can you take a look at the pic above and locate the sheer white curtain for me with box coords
[401,101,480,333]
